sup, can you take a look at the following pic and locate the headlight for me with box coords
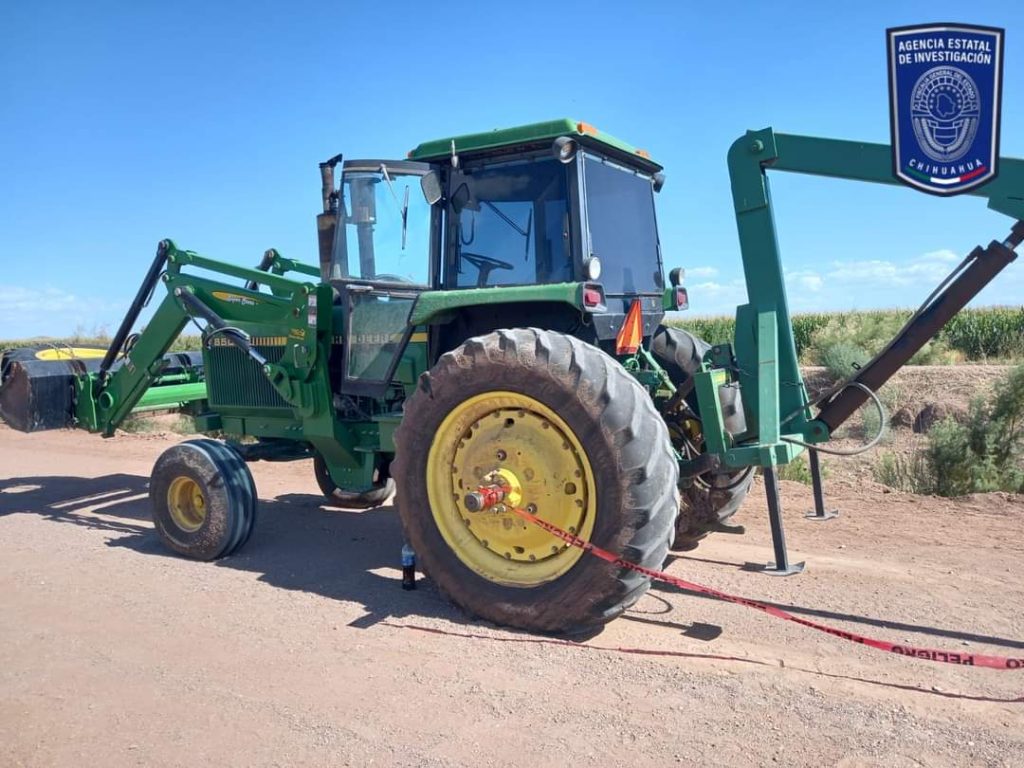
[584,256,602,280]
[552,136,578,164]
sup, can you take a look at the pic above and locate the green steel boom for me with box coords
[686,128,1022,477]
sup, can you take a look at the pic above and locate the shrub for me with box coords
[873,450,935,494]
[774,453,830,485]
[925,418,976,497]
[873,364,1024,496]
[819,341,870,380]
[776,456,813,484]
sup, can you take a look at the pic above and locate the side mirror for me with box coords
[420,171,443,205]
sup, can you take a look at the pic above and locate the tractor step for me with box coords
[0,346,203,432]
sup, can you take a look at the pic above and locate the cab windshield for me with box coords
[582,153,663,295]
[331,163,432,285]
[447,157,572,288]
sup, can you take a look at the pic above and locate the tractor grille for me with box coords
[205,338,289,410]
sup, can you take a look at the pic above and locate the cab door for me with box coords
[329,160,438,396]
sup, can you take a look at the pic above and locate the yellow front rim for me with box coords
[166,476,207,532]
[426,391,597,587]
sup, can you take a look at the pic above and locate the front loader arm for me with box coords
[76,240,324,437]
[75,289,193,436]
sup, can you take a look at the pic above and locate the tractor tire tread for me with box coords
[149,439,257,561]
[392,328,678,634]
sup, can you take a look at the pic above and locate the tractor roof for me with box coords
[408,118,663,173]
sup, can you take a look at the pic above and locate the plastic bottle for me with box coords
[401,543,416,591]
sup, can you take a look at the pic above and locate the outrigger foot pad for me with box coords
[759,561,806,576]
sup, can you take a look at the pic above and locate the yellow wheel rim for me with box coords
[426,391,597,587]
[166,476,207,533]
[33,347,107,361]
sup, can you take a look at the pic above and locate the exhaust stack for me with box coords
[317,154,343,281]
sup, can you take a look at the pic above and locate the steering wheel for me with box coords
[373,273,415,284]
[461,252,514,287]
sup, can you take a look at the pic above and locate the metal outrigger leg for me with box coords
[804,449,839,521]
[759,466,805,576]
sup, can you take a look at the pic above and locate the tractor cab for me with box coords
[315,120,671,392]
[408,119,670,341]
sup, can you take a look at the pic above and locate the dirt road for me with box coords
[2,424,1022,767]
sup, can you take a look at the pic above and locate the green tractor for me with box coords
[2,119,1021,635]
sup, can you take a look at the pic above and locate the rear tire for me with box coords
[313,454,394,509]
[650,326,754,550]
[150,439,257,560]
[393,328,678,634]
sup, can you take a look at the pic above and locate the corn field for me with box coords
[668,307,1024,364]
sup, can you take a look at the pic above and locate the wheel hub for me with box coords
[426,392,596,586]
[166,476,207,532]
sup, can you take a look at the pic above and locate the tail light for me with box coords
[675,287,689,310]
[580,283,606,311]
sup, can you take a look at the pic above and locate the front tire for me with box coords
[313,454,394,509]
[392,328,678,634]
[149,439,257,560]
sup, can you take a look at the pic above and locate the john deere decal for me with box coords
[887,23,1004,195]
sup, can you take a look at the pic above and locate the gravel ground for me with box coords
[1,406,1023,767]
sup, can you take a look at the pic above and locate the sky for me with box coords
[1,0,1023,338]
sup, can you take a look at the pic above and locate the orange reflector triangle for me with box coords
[615,300,643,355]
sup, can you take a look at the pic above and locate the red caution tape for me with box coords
[510,506,1024,671]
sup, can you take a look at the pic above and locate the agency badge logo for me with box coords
[887,23,1004,195]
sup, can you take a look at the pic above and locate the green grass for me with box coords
[667,306,1024,365]
[770,451,833,485]
[120,414,198,435]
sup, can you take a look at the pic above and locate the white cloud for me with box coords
[0,286,81,313]
[825,251,959,285]
[918,249,959,263]
[0,285,125,339]
[785,269,823,292]
[685,266,719,279]
[684,279,748,316]
[677,247,994,317]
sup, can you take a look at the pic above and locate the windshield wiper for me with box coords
[380,163,410,250]
[481,201,532,260]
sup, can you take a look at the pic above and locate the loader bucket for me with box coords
[0,347,205,433]
[0,346,104,432]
